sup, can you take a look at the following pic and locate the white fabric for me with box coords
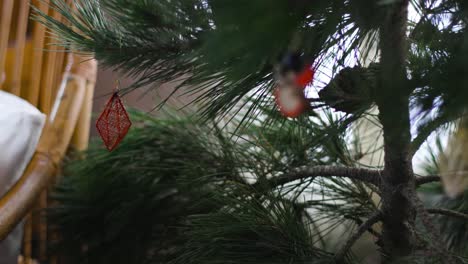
[0,91,46,264]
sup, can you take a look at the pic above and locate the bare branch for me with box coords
[427,208,468,221]
[254,166,382,190]
[416,175,440,186]
[334,211,382,262]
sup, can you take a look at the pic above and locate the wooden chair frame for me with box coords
[0,0,97,262]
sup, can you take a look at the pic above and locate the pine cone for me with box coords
[318,64,377,114]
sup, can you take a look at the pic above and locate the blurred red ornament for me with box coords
[274,85,308,118]
[295,64,315,87]
[96,92,132,151]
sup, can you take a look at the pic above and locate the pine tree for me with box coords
[36,1,468,263]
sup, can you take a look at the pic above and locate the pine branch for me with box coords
[334,211,382,262]
[254,166,382,190]
[410,114,459,157]
[415,175,441,186]
[405,189,457,264]
[426,208,468,221]
[343,214,382,239]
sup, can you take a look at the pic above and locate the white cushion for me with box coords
[0,90,46,264]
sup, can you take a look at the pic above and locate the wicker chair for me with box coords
[0,0,97,263]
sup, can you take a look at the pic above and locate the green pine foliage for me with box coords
[418,144,468,258]
[49,111,237,263]
[423,187,468,257]
[35,0,468,140]
[51,109,467,263]
[50,110,378,264]
[34,0,377,121]
[175,187,345,264]
[36,0,468,263]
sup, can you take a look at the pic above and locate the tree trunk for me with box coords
[377,0,416,260]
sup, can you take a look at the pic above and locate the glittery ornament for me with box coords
[274,84,308,118]
[295,64,315,87]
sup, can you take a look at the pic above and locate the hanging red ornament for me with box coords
[96,90,132,151]
[274,84,308,118]
[294,64,315,87]
[274,53,316,118]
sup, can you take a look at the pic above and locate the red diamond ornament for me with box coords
[96,93,132,151]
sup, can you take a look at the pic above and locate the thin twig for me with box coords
[334,211,382,262]
[343,215,382,239]
[254,166,382,190]
[416,175,440,186]
[427,208,468,221]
